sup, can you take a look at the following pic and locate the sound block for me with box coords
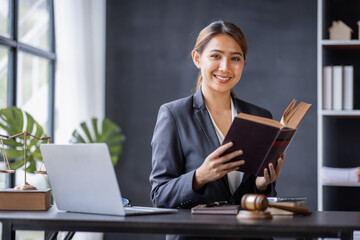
[237,210,272,219]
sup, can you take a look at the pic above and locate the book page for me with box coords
[281,99,296,125]
[236,113,283,129]
[281,100,311,129]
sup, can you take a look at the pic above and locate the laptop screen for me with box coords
[40,143,126,215]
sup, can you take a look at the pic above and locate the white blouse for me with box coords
[206,99,244,195]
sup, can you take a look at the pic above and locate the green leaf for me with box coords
[9,158,24,170]
[71,130,86,143]
[103,130,120,143]
[28,121,44,149]
[11,108,24,133]
[26,156,37,173]
[6,148,25,159]
[111,155,118,165]
[70,117,124,166]
[0,108,23,134]
[0,122,13,135]
[80,122,93,143]
[92,118,100,140]
[0,107,49,173]
[32,147,43,160]
[109,145,122,154]
[26,113,35,136]
[1,138,23,147]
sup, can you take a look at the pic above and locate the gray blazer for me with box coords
[150,89,277,209]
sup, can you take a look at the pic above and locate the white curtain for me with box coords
[54,1,105,238]
[54,0,105,144]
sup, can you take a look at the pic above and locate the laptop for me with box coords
[40,143,177,216]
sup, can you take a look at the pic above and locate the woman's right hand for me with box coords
[193,142,245,191]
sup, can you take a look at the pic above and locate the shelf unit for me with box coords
[321,40,360,49]
[323,182,360,187]
[317,0,360,211]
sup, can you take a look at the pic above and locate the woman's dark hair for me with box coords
[193,21,247,90]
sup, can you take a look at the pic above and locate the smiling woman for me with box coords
[192,21,247,93]
[192,34,245,96]
[149,21,286,240]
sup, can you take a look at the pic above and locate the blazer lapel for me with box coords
[193,89,220,150]
[240,173,251,184]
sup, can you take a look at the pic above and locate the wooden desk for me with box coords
[1,206,360,240]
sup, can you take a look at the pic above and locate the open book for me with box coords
[221,99,311,176]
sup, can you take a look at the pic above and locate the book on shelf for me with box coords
[323,65,354,111]
[343,65,354,110]
[220,99,311,177]
[332,65,343,110]
[323,66,333,110]
[0,188,51,210]
[191,202,240,215]
[266,197,307,215]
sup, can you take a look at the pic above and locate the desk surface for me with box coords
[1,206,360,239]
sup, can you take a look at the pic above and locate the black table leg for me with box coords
[340,231,353,240]
[2,222,15,240]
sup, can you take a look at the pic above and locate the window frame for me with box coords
[0,0,56,187]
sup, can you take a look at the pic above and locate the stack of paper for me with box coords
[321,166,360,185]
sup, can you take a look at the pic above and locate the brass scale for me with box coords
[0,131,50,190]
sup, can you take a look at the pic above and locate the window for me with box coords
[0,46,8,109]
[19,0,51,51]
[0,0,56,188]
[0,0,10,37]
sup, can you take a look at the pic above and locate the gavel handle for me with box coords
[268,203,312,215]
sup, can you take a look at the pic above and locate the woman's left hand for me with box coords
[255,152,286,191]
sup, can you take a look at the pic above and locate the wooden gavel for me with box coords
[241,194,312,215]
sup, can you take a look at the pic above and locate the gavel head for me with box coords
[241,194,269,211]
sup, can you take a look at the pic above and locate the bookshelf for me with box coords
[321,40,360,49]
[317,0,360,211]
[323,182,360,187]
[321,110,360,116]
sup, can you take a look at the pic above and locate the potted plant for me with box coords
[70,117,125,166]
[0,107,49,173]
